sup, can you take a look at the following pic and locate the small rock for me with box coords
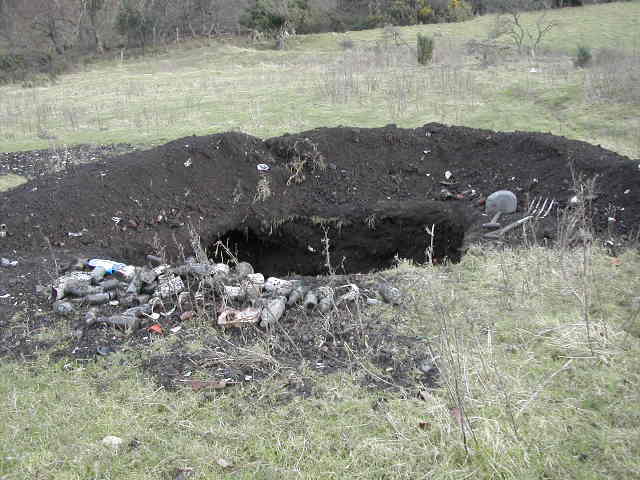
[53,300,75,316]
[35,284,52,299]
[0,258,17,268]
[287,285,307,306]
[486,190,517,215]
[97,346,115,356]
[303,290,318,310]
[101,435,123,448]
[418,359,435,374]
[264,277,294,296]
[234,261,254,278]
[379,284,402,305]
[84,308,99,325]
[260,296,286,328]
[217,458,234,469]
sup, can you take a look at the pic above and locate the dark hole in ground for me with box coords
[216,213,465,276]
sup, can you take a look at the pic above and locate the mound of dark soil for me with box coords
[1,124,639,276]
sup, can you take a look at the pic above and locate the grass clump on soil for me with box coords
[417,33,434,65]
[0,173,27,192]
[1,241,639,479]
[0,2,639,158]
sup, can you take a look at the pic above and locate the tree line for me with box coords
[0,0,624,82]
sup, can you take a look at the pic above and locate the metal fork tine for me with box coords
[541,198,555,218]
[528,196,539,215]
[538,197,548,216]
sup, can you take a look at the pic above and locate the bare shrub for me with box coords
[583,48,640,104]
[253,175,271,202]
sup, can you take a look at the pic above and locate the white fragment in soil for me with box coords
[217,458,234,469]
[264,277,294,296]
[624,189,631,194]
[217,307,260,327]
[223,285,245,300]
[101,436,123,449]
[184,158,192,167]
[212,263,230,276]
[444,170,452,180]
[570,195,579,204]
[1,258,18,267]
[245,273,264,288]
[170,325,182,333]
[157,274,184,298]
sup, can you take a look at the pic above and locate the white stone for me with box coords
[101,435,123,448]
[485,190,517,215]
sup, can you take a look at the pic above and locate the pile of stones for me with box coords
[45,256,402,332]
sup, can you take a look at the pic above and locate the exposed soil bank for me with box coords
[1,124,638,275]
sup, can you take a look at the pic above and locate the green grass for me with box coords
[2,243,640,479]
[0,2,639,157]
[0,173,27,192]
[2,4,640,478]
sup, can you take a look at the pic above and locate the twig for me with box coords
[516,359,573,418]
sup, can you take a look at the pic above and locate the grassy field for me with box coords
[2,243,639,479]
[0,2,638,157]
[2,3,640,479]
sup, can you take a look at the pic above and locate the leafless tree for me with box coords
[490,0,557,58]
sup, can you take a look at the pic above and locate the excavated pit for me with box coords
[216,208,466,276]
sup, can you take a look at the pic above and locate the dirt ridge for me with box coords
[1,124,638,273]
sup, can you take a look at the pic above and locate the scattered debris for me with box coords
[260,296,287,327]
[148,324,163,334]
[0,258,18,268]
[218,307,261,327]
[43,253,403,346]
